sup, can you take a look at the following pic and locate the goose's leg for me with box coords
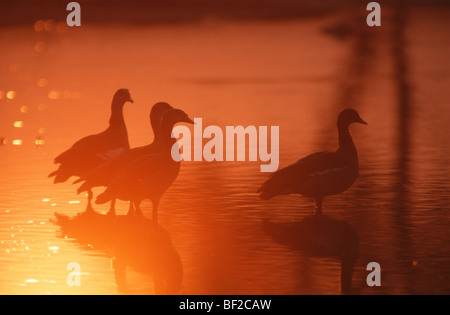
[107,198,116,216]
[315,197,323,216]
[126,201,135,216]
[86,189,94,213]
[134,201,143,217]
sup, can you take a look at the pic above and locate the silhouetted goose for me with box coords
[74,102,173,215]
[49,89,134,211]
[258,109,367,216]
[95,109,194,222]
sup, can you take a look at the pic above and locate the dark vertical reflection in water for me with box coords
[319,6,375,141]
[392,2,414,292]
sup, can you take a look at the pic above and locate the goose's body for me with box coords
[74,102,173,214]
[49,89,133,211]
[258,109,367,215]
[96,109,194,222]
[99,151,180,211]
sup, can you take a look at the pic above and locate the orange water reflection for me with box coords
[0,5,450,295]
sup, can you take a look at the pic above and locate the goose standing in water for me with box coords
[258,109,367,216]
[74,102,173,215]
[49,89,134,212]
[95,109,194,222]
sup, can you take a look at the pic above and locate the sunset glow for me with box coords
[0,0,449,298]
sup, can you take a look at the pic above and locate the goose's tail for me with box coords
[257,166,294,200]
[73,177,83,185]
[76,181,91,195]
[95,190,112,205]
[48,169,71,184]
[257,181,278,200]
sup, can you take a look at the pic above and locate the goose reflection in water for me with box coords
[263,215,359,295]
[54,212,182,294]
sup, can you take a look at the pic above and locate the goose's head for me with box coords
[161,109,194,133]
[150,102,174,134]
[113,89,134,105]
[338,109,367,127]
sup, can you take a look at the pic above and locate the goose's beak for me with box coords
[184,116,195,125]
[358,117,367,125]
[128,98,134,104]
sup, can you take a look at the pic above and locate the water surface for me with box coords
[0,7,449,294]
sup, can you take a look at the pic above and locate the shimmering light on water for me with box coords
[13,121,24,128]
[34,42,45,53]
[44,20,56,32]
[25,279,39,283]
[37,78,49,88]
[48,90,60,100]
[6,91,16,99]
[48,246,59,253]
[35,139,45,147]
[34,20,45,32]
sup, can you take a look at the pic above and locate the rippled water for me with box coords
[0,7,449,294]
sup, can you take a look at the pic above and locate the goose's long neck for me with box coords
[152,124,165,147]
[160,124,178,156]
[337,124,356,154]
[109,101,126,129]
